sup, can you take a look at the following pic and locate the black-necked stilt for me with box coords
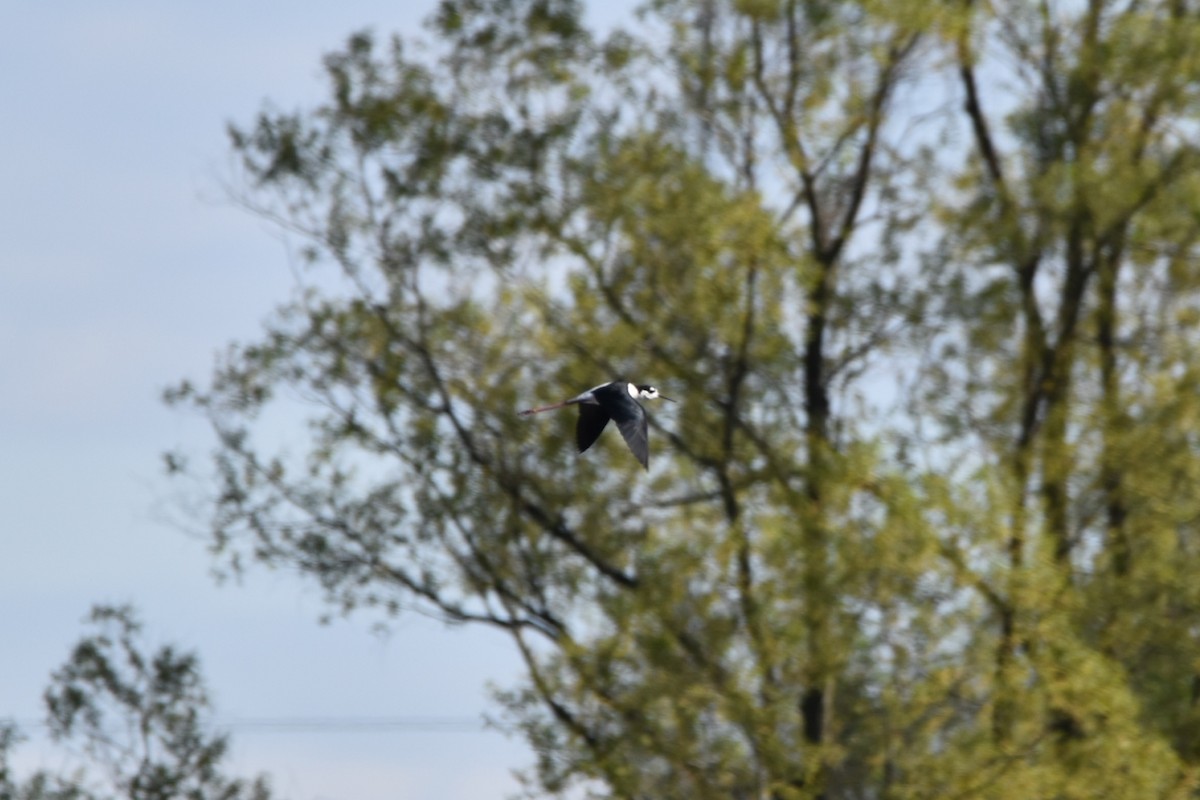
[519,380,674,470]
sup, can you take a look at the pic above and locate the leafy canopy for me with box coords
[169,0,1200,797]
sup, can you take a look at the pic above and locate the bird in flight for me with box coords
[518,380,674,470]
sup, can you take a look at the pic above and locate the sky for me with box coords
[1,3,628,798]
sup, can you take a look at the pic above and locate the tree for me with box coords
[0,606,272,800]
[168,0,1200,797]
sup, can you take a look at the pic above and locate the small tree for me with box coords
[2,606,272,800]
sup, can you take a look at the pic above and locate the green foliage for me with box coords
[172,1,1200,797]
[1,606,272,800]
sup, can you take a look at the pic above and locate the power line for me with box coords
[4,715,491,735]
[216,716,488,734]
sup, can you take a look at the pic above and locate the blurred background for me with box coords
[0,3,625,797]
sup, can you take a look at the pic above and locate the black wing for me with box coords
[591,383,651,469]
[613,412,649,470]
[576,403,610,453]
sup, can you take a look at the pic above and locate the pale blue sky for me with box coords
[1,3,629,798]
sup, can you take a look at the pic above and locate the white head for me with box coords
[636,385,674,402]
